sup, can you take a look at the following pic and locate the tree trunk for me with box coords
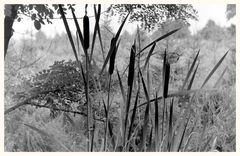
[4,5,18,59]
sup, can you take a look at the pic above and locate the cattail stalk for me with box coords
[123,42,136,146]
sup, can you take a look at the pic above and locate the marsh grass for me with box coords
[4,4,234,152]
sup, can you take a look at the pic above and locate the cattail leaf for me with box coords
[99,13,129,75]
[147,126,153,151]
[108,38,120,75]
[59,5,79,63]
[90,4,101,62]
[182,49,200,90]
[143,42,156,72]
[187,61,200,90]
[167,98,174,151]
[171,113,191,151]
[201,50,229,88]
[136,88,218,110]
[115,12,130,42]
[139,70,150,151]
[154,92,160,151]
[117,69,126,105]
[138,28,181,55]
[127,89,139,141]
[214,67,228,88]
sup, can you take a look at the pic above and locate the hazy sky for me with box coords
[11,4,235,40]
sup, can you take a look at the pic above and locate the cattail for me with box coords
[163,61,170,98]
[128,43,136,86]
[109,37,116,75]
[83,15,89,49]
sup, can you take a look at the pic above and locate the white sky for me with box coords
[11,4,236,40]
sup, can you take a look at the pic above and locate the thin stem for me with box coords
[104,75,112,151]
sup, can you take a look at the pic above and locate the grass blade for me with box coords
[117,69,126,105]
[197,114,208,151]
[136,88,218,110]
[59,5,79,63]
[182,49,200,90]
[143,42,156,72]
[201,50,229,88]
[213,67,228,88]
[123,42,136,145]
[172,113,191,151]
[137,28,181,55]
[70,5,89,62]
[99,12,130,75]
[139,70,150,151]
[167,98,174,151]
[127,89,139,141]
[147,126,153,151]
[154,92,160,151]
[90,4,101,62]
[23,123,70,151]
[187,61,200,90]
[210,137,218,151]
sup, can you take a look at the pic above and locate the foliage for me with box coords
[106,4,198,31]
[226,4,236,21]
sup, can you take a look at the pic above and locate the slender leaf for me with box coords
[127,90,139,141]
[99,12,130,75]
[154,92,159,151]
[172,113,191,151]
[210,137,218,151]
[138,28,181,55]
[182,49,200,90]
[201,50,229,88]
[187,61,200,90]
[167,98,174,151]
[139,70,150,151]
[117,69,126,105]
[213,67,228,88]
[90,4,101,62]
[143,42,156,72]
[59,5,79,63]
[70,5,89,62]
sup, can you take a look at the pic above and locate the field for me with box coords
[4,4,236,152]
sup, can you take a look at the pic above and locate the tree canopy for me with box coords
[106,4,198,31]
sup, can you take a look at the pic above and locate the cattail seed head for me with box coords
[83,15,89,50]
[163,61,170,98]
[128,43,136,86]
[109,37,117,75]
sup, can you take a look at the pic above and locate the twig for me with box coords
[5,99,104,122]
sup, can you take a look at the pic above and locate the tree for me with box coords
[106,4,198,31]
[4,4,73,59]
[226,4,236,21]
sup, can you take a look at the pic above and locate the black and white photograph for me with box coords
[4,3,236,152]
